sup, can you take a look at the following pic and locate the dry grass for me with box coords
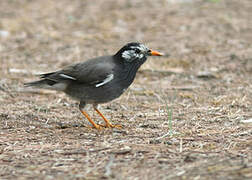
[0,0,252,179]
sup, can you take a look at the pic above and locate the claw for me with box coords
[106,123,122,128]
[80,106,122,130]
[94,106,121,129]
[87,124,103,130]
[100,123,122,129]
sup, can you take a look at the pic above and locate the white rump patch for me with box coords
[39,83,67,91]
[95,74,114,87]
[59,74,76,80]
[51,83,68,91]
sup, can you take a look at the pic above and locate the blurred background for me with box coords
[0,0,251,78]
[0,0,251,179]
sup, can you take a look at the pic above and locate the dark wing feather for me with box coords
[41,56,115,85]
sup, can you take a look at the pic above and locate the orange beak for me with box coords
[150,50,163,56]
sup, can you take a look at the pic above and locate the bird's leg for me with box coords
[79,102,102,129]
[93,104,121,128]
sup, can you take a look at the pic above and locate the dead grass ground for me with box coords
[0,0,251,179]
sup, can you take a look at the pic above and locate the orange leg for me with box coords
[80,110,102,130]
[93,106,121,128]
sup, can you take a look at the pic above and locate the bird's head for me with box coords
[114,42,163,63]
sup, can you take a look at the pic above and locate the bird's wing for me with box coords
[40,56,115,87]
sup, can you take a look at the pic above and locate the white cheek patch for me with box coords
[137,54,144,59]
[95,74,114,87]
[122,50,135,60]
[122,50,144,61]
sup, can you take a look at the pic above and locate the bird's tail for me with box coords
[24,79,55,88]
[24,71,69,91]
[24,79,67,91]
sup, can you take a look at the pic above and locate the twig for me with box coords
[179,138,183,153]
[0,84,14,98]
[60,147,111,155]
[105,155,114,177]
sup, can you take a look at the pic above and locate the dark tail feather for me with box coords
[24,79,56,88]
[24,79,67,91]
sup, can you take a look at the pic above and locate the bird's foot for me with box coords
[87,124,121,129]
[87,124,103,130]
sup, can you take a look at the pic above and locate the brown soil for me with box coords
[0,0,251,179]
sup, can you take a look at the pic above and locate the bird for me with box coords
[25,42,163,129]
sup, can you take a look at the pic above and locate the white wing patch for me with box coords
[95,74,114,87]
[59,74,76,80]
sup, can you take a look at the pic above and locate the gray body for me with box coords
[25,54,145,105]
[25,42,162,113]
[24,42,162,128]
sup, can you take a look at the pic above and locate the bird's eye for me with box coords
[135,49,141,54]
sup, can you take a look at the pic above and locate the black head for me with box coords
[114,42,163,63]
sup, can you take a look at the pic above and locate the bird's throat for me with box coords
[121,62,141,87]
